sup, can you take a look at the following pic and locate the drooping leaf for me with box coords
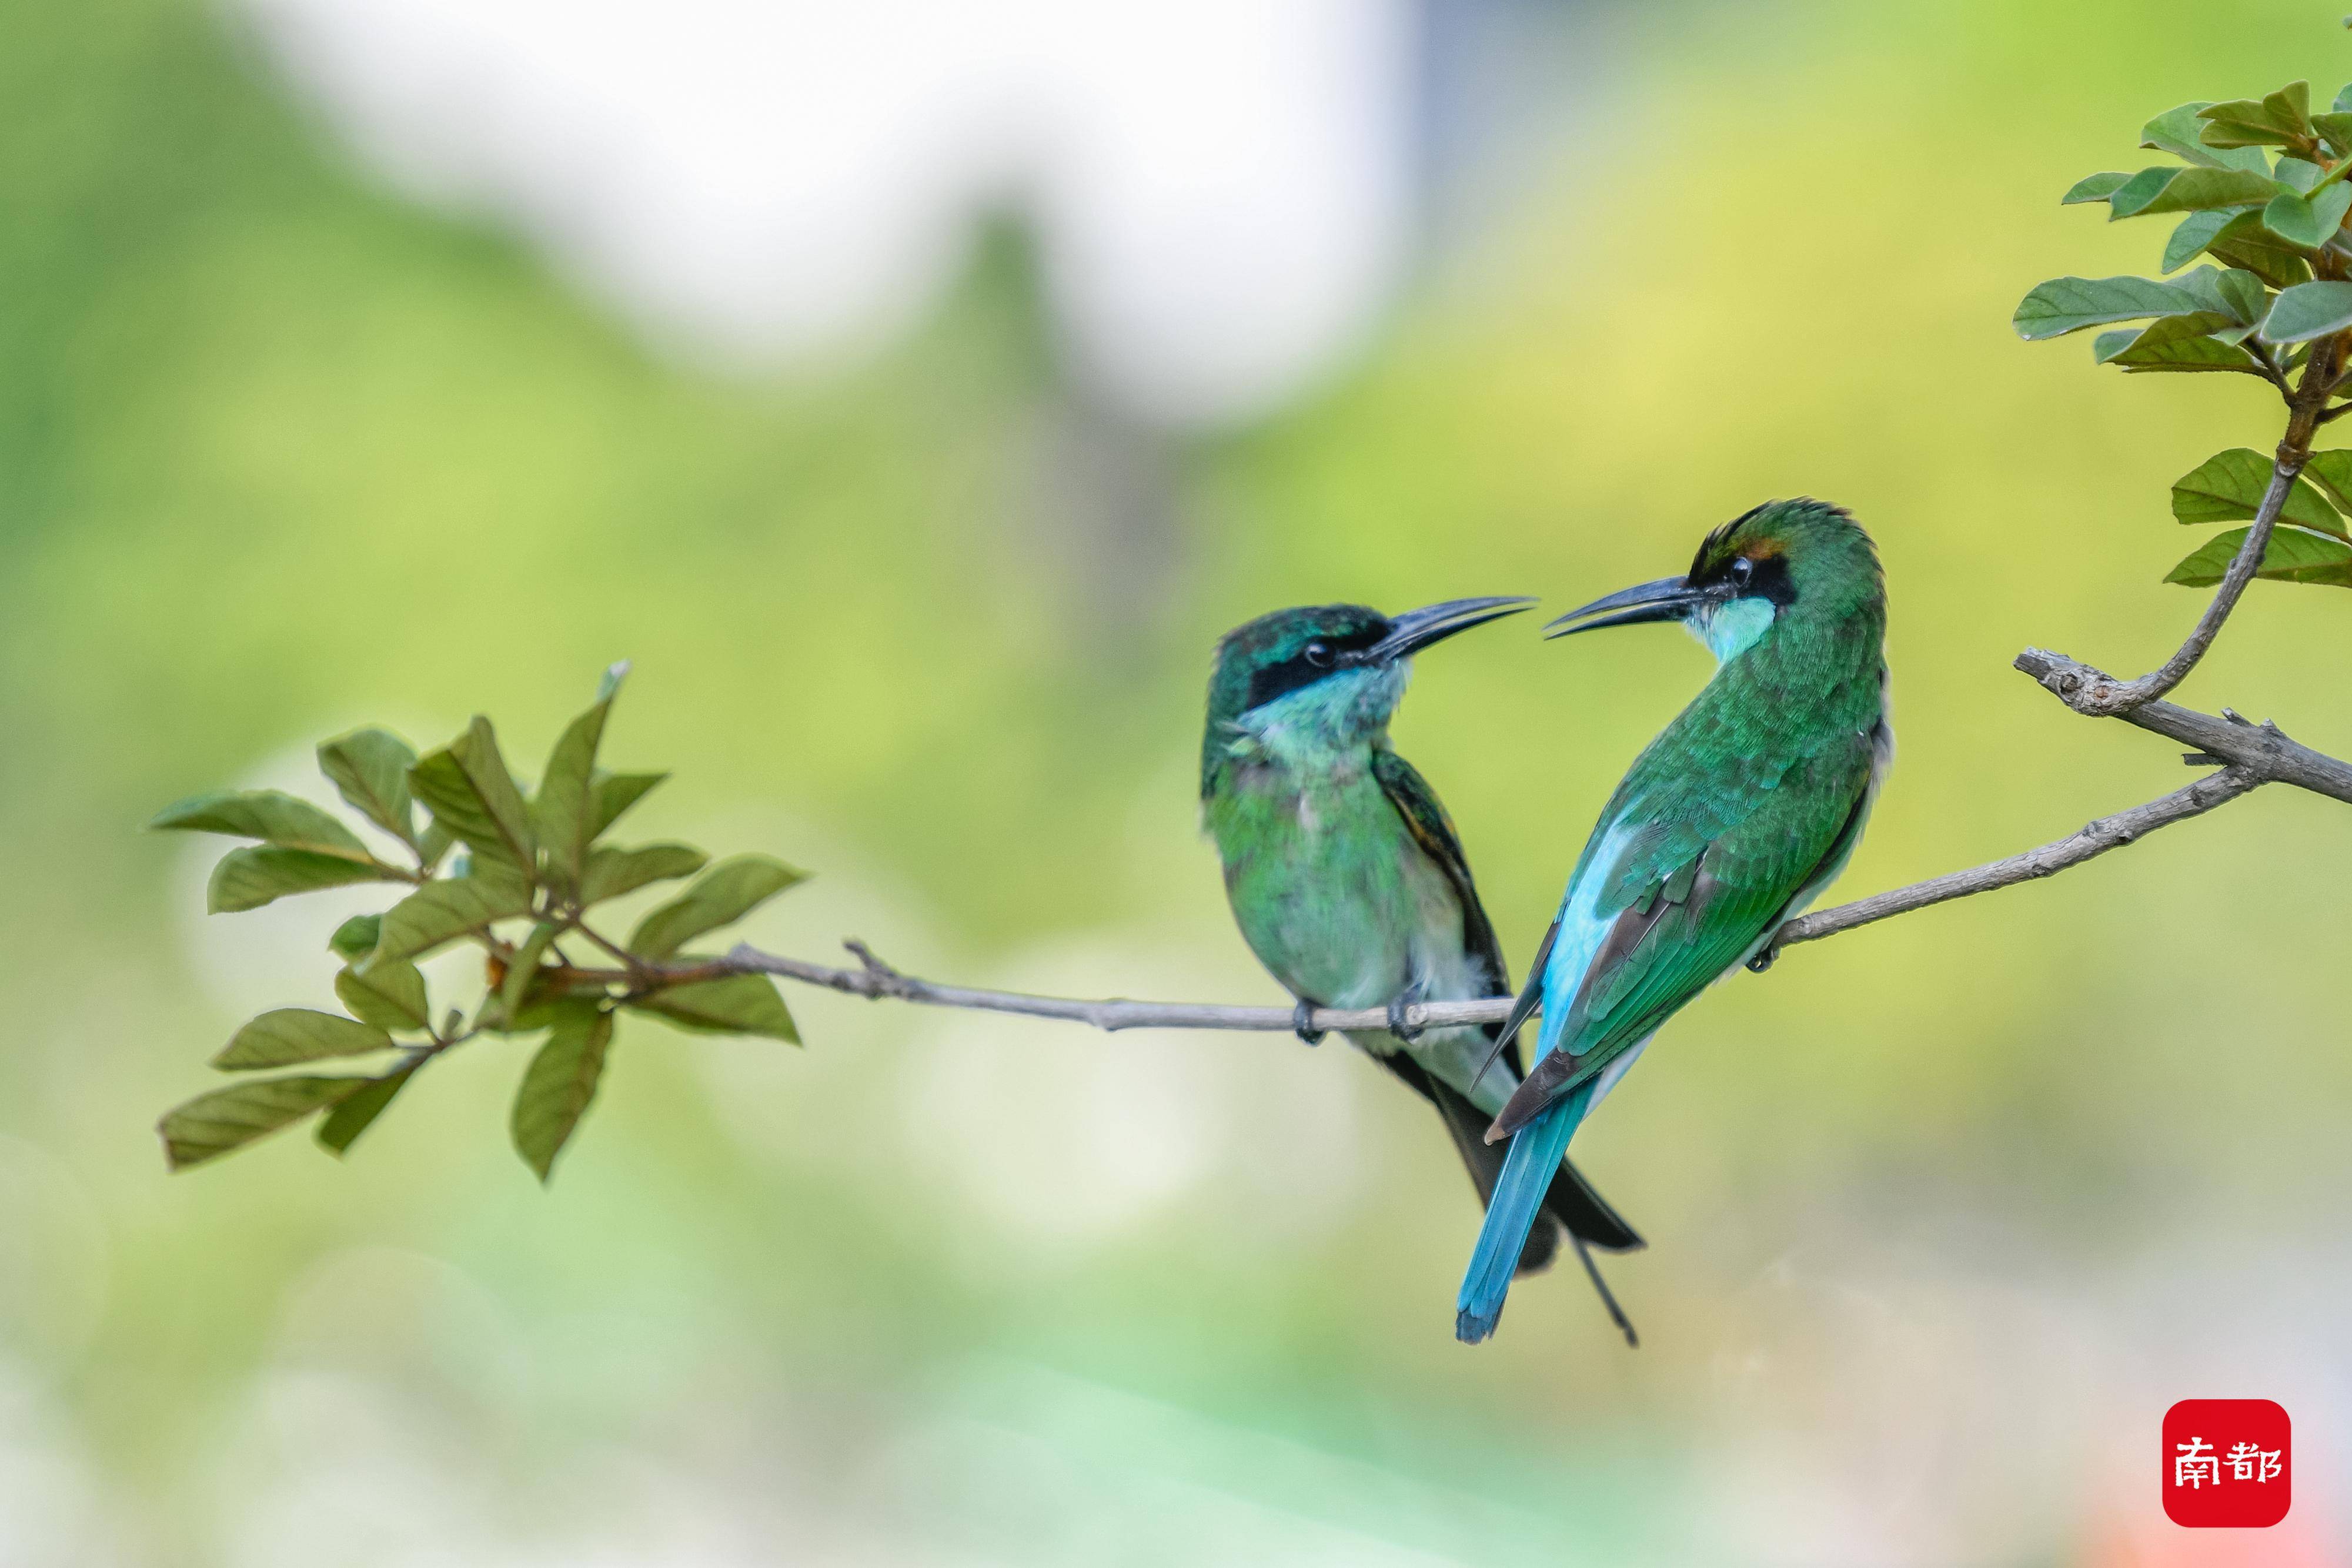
[2259,183,2352,251]
[329,914,383,962]
[2197,82,2314,149]
[152,790,371,860]
[537,663,630,895]
[2170,449,2345,534]
[627,854,807,959]
[2205,209,2316,288]
[368,871,535,967]
[161,1076,366,1169]
[2062,171,2131,205]
[2296,450,2352,514]
[579,842,709,905]
[316,1065,418,1156]
[511,1004,614,1182]
[336,961,432,1032]
[2317,111,2352,156]
[588,771,667,840]
[410,717,537,880]
[2141,103,2270,169]
[208,847,402,914]
[2092,319,2264,375]
[629,974,799,1041]
[316,728,419,845]
[2166,524,2352,586]
[214,1008,394,1069]
[2012,276,2206,340]
[2109,166,2285,220]
[2161,209,2242,273]
[2260,280,2352,343]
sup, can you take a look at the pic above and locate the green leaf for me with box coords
[208,847,403,913]
[316,1066,417,1156]
[2260,280,2352,343]
[2162,209,2241,273]
[316,728,419,845]
[335,961,431,1032]
[2012,275,2206,340]
[537,663,630,894]
[2274,156,2326,193]
[2092,316,2266,375]
[2166,524,2352,586]
[2170,449,2345,534]
[2206,210,2317,288]
[417,819,456,871]
[2259,183,2352,251]
[588,771,667,840]
[2062,171,2130,204]
[2140,102,2269,169]
[496,920,562,1028]
[329,914,383,962]
[2296,450,2352,514]
[161,1076,367,1169]
[511,1004,614,1182]
[368,871,534,967]
[627,854,807,958]
[2172,266,2269,329]
[152,790,371,860]
[629,974,799,1041]
[579,842,709,904]
[2197,82,2313,149]
[214,1008,393,1069]
[2109,166,2284,220]
[410,717,537,880]
[2314,112,2352,157]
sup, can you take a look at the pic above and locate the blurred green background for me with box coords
[2,0,2347,1561]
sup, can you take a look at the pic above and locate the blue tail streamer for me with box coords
[1454,1084,1593,1343]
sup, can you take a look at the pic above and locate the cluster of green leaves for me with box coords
[151,666,806,1180]
[2015,82,2352,589]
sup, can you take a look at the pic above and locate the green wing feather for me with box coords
[1370,747,1513,1033]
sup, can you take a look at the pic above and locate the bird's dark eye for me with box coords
[1729,556,1755,589]
[1303,640,1332,667]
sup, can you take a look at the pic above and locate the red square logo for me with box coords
[2162,1399,2291,1527]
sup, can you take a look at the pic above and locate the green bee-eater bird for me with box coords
[1202,598,1645,1341]
[1456,501,1890,1345]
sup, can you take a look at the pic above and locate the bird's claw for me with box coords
[1386,995,1424,1043]
[1292,999,1325,1046]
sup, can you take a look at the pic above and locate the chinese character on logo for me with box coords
[2163,1400,2291,1527]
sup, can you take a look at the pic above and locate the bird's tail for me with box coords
[1455,1088,1589,1344]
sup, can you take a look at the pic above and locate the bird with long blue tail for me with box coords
[1455,500,1891,1345]
[1203,598,1646,1345]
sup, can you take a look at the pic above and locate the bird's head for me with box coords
[1544,498,1880,662]
[1202,597,1532,791]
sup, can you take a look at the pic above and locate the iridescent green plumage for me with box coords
[1201,600,1642,1328]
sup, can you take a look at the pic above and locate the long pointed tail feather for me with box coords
[1456,1091,1585,1343]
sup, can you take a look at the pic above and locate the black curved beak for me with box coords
[1542,576,1708,639]
[1365,596,1536,663]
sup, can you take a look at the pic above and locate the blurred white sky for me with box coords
[235,0,1418,425]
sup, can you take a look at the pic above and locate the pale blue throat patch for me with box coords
[1232,661,1409,765]
[1691,596,1777,663]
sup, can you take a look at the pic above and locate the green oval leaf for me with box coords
[369,871,535,967]
[2197,82,2313,149]
[2260,280,2352,343]
[208,847,403,914]
[316,728,419,845]
[411,717,537,880]
[215,1008,395,1069]
[2140,103,2270,169]
[2013,276,2206,340]
[579,842,709,905]
[2092,319,2263,375]
[626,854,807,959]
[511,1004,614,1182]
[2205,210,2316,288]
[328,914,383,962]
[2110,166,2285,220]
[2165,524,2352,586]
[629,974,798,1041]
[537,663,630,894]
[2161,209,2241,273]
[2062,171,2130,205]
[2258,184,2352,252]
[2170,449,2344,534]
[160,1076,366,1169]
[152,790,370,860]
[335,961,431,1033]
[316,1066,419,1157]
